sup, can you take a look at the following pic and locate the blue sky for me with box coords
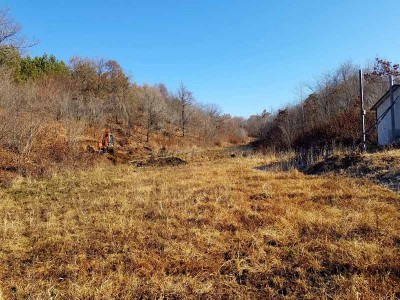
[3,0,400,117]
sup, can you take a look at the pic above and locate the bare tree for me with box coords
[142,85,165,142]
[176,83,194,137]
[0,7,36,51]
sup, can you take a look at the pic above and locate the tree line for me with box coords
[246,59,399,151]
[0,5,397,176]
[0,7,247,164]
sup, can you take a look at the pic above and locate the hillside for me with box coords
[0,119,250,187]
[0,151,399,299]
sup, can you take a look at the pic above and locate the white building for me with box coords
[371,84,400,145]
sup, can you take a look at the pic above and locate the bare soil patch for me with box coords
[133,156,187,167]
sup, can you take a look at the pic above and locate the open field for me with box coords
[0,152,399,299]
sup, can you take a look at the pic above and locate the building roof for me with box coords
[371,84,400,110]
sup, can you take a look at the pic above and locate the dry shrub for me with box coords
[31,123,68,162]
[214,140,222,147]
[0,147,19,186]
[0,118,102,184]
[228,135,242,145]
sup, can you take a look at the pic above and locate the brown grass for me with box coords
[0,153,399,299]
[304,149,400,193]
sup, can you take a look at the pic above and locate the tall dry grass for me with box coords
[0,154,399,299]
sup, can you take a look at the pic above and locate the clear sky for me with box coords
[3,0,400,117]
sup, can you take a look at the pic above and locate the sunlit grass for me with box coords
[0,154,399,299]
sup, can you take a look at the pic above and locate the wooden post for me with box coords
[359,70,366,151]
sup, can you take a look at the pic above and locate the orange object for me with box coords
[98,129,114,152]
[102,132,109,147]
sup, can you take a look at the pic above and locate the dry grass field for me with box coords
[0,152,399,299]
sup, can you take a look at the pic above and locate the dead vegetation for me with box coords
[0,153,399,299]
[254,148,400,193]
[133,156,187,167]
[305,149,400,192]
[0,8,399,299]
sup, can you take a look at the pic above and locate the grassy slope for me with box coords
[0,154,399,299]
[305,149,400,192]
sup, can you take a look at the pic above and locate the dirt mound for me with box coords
[305,153,363,174]
[133,156,187,167]
[305,151,400,192]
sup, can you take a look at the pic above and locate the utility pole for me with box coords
[359,70,366,152]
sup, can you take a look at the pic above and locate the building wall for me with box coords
[377,98,391,145]
[396,89,400,138]
[377,88,400,145]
